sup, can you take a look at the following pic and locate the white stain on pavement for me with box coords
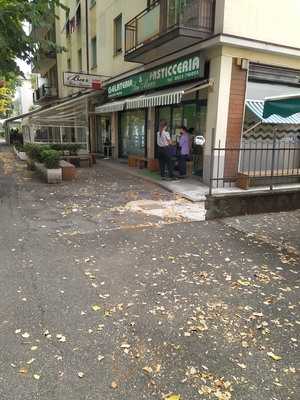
[125,199,206,222]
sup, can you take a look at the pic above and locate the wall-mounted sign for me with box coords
[63,72,103,89]
[107,54,205,98]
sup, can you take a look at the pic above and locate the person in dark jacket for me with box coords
[178,126,190,178]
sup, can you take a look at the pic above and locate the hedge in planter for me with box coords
[24,143,51,162]
[50,143,82,155]
[40,149,61,169]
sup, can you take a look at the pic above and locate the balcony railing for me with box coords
[125,0,215,55]
[33,84,58,103]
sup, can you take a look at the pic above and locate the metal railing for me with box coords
[209,134,300,194]
[125,0,215,54]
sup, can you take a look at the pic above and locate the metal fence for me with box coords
[209,136,300,194]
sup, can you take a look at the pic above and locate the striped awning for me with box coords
[246,100,300,124]
[95,100,126,114]
[126,91,183,109]
[126,80,213,110]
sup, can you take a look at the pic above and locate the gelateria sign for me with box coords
[107,54,204,98]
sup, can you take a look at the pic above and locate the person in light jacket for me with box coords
[157,121,174,180]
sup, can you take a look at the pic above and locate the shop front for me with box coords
[96,53,212,177]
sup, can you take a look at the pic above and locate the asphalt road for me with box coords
[0,144,299,400]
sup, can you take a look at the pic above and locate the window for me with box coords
[91,37,97,68]
[78,49,82,72]
[114,14,122,55]
[67,58,71,71]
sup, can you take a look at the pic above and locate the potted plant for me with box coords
[40,149,62,183]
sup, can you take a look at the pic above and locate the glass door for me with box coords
[95,116,111,156]
[119,110,146,158]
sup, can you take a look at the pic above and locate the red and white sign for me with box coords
[63,72,103,89]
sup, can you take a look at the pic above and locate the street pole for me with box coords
[270,127,277,191]
[209,128,216,196]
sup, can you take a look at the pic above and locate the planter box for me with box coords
[148,158,159,172]
[59,160,77,181]
[34,162,62,184]
[17,151,28,161]
[13,146,28,161]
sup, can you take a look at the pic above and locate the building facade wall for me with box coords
[224,60,248,178]
[55,0,147,99]
[31,0,300,185]
[221,0,300,49]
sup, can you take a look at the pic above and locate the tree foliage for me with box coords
[0,75,21,118]
[0,0,66,79]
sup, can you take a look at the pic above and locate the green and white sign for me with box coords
[107,54,204,98]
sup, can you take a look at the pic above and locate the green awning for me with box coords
[263,94,300,118]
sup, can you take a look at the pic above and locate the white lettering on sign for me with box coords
[108,79,133,95]
[149,56,200,81]
[63,72,103,89]
[107,55,203,97]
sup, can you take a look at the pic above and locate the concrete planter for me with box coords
[13,146,28,161]
[34,162,62,184]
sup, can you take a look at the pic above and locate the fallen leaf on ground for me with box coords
[164,395,181,400]
[111,381,118,389]
[143,366,153,374]
[19,367,28,374]
[78,372,85,378]
[92,305,101,311]
[267,352,282,361]
[33,374,40,380]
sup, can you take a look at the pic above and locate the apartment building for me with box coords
[26,0,300,184]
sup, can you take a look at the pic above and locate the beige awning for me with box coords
[29,91,101,127]
[95,100,126,114]
[126,79,213,110]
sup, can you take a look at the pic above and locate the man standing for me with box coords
[157,121,174,180]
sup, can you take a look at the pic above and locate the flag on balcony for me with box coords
[70,17,76,33]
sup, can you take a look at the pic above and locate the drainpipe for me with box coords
[85,0,90,74]
[85,0,92,152]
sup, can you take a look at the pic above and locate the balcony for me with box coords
[32,49,57,75]
[33,84,58,104]
[125,0,215,64]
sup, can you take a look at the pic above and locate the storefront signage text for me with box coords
[107,55,204,98]
[63,72,102,89]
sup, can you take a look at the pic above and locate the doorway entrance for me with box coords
[95,115,112,157]
[119,109,147,158]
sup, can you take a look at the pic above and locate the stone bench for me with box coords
[128,155,147,169]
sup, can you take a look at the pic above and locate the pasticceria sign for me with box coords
[107,54,204,98]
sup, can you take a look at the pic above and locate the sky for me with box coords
[17,22,32,77]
